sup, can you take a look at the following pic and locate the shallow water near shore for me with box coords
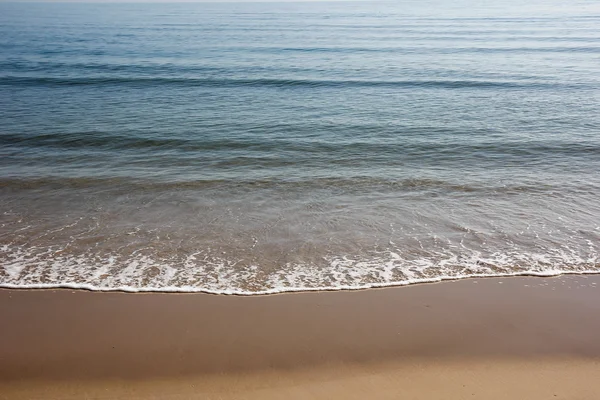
[1,0,600,294]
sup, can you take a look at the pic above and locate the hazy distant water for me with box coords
[1,0,599,294]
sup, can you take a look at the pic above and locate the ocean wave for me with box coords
[2,270,600,295]
[0,76,574,89]
[0,176,566,194]
[4,132,599,157]
[1,244,598,295]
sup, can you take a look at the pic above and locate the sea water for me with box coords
[1,0,599,294]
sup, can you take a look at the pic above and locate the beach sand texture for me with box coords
[1,275,599,399]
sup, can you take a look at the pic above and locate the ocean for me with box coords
[1,0,599,294]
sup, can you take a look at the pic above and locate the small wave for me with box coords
[0,61,230,75]
[2,270,600,295]
[4,132,599,158]
[0,245,598,295]
[0,176,561,194]
[0,76,570,89]
[258,45,600,54]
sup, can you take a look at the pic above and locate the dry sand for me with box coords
[1,275,600,399]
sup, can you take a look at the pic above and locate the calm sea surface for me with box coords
[1,1,599,293]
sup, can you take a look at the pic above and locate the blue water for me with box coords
[1,1,599,294]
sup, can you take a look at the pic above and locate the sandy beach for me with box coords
[1,275,600,399]
[3,1,600,398]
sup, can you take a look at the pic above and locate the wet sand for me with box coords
[1,275,600,399]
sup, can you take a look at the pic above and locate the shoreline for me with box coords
[2,275,600,399]
[2,269,600,296]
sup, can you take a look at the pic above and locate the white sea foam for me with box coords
[1,244,598,295]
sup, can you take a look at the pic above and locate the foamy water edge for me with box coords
[2,269,600,296]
